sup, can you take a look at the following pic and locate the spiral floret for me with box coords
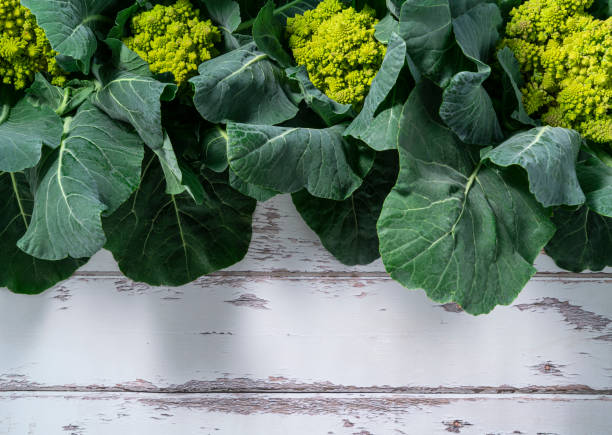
[123,0,221,87]
[0,0,65,89]
[502,0,611,143]
[286,0,386,108]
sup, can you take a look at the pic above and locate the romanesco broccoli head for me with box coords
[502,0,611,144]
[286,0,386,108]
[0,0,66,89]
[123,0,221,87]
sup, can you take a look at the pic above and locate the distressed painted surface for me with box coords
[0,393,610,434]
[1,194,611,433]
[77,195,612,275]
[1,276,610,392]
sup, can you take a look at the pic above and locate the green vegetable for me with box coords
[123,0,221,87]
[377,83,555,315]
[287,0,386,108]
[1,0,610,317]
[0,0,65,89]
[103,156,256,287]
[502,0,611,143]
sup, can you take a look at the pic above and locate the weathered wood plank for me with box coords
[1,276,610,392]
[76,195,612,275]
[1,393,610,434]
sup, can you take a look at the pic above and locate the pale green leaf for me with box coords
[377,83,555,315]
[227,122,374,200]
[190,43,298,125]
[485,127,585,207]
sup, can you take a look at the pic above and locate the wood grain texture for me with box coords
[2,194,611,433]
[1,276,610,392]
[1,393,610,434]
[76,194,612,275]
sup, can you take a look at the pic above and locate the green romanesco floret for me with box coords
[123,0,221,87]
[286,0,386,108]
[502,0,612,144]
[0,0,66,89]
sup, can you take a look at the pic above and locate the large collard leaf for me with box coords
[26,74,96,117]
[286,66,354,126]
[0,172,85,293]
[292,151,399,265]
[103,156,256,286]
[398,0,468,87]
[21,0,118,73]
[0,92,62,173]
[17,103,144,260]
[485,127,585,207]
[344,33,406,144]
[496,47,537,127]
[438,1,503,145]
[377,83,555,315]
[190,42,299,125]
[577,153,612,217]
[93,39,178,150]
[227,122,374,200]
[545,206,612,272]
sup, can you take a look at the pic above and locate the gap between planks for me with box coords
[2,383,611,395]
[73,270,612,279]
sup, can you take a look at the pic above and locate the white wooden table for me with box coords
[1,195,611,434]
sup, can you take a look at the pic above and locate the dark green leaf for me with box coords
[345,33,406,143]
[0,94,62,173]
[190,43,298,125]
[253,0,293,67]
[227,122,374,200]
[355,73,412,151]
[375,14,399,43]
[438,2,503,145]
[26,74,96,116]
[496,47,538,127]
[93,39,178,150]
[485,127,585,207]
[399,0,466,87]
[286,66,354,126]
[589,0,612,19]
[229,170,280,201]
[545,206,612,272]
[17,103,144,260]
[201,0,246,50]
[377,83,555,315]
[201,126,230,173]
[154,134,203,203]
[21,0,118,74]
[202,0,242,32]
[107,2,140,40]
[0,172,84,294]
[292,151,398,265]
[387,0,404,18]
[103,157,256,286]
[577,153,612,217]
